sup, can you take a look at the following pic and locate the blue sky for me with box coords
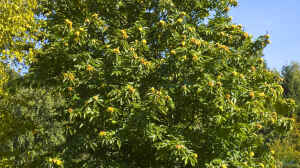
[229,0,300,71]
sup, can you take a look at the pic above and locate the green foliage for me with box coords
[0,0,296,167]
[272,127,300,168]
[0,75,66,167]
[271,62,300,168]
[282,62,300,115]
[0,0,39,96]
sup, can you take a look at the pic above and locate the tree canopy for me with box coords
[271,62,300,168]
[0,0,38,92]
[0,0,296,167]
[282,62,300,115]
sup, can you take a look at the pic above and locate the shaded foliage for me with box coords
[272,62,300,168]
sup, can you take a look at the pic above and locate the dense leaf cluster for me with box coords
[0,0,295,167]
[272,62,300,167]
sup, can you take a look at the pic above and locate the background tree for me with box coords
[0,0,39,166]
[1,0,296,167]
[0,0,38,93]
[0,71,66,167]
[282,62,300,116]
[271,62,300,168]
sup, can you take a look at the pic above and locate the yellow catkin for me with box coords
[99,131,106,136]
